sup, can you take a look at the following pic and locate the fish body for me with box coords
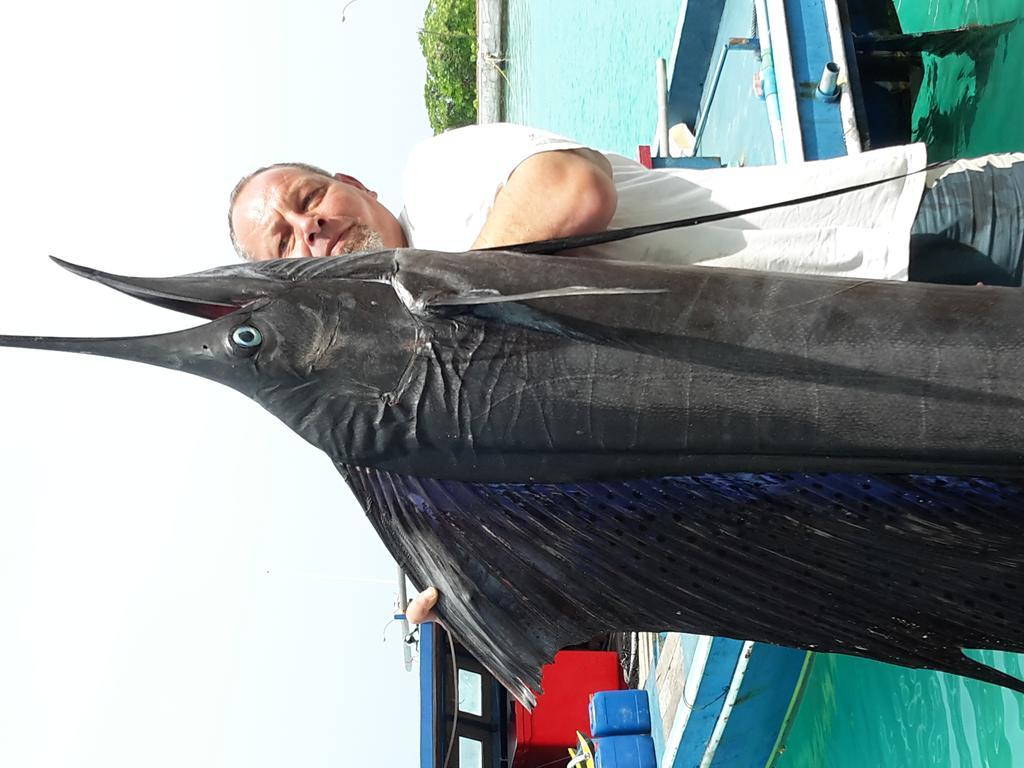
[231,250,1024,484]
[4,249,1024,705]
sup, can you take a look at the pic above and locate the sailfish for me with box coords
[4,245,1024,706]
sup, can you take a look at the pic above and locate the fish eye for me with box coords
[230,325,263,356]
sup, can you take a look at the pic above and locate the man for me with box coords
[230,122,1024,284]
[228,124,1024,623]
[229,126,618,260]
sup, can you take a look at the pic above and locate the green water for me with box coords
[775,652,1024,767]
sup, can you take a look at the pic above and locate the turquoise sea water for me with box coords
[504,0,775,164]
[504,0,682,155]
[504,1,1024,765]
[776,652,1024,767]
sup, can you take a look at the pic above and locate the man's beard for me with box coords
[339,224,385,254]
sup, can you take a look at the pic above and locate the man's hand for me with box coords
[406,586,440,624]
[471,148,618,250]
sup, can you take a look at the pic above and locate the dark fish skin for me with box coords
[344,252,1024,484]
[3,249,1024,706]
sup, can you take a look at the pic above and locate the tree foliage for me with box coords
[420,0,477,134]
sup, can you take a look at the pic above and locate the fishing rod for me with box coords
[492,159,953,255]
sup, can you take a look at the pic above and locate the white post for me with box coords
[397,566,413,672]
[656,58,670,158]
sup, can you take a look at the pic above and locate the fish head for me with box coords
[0,256,419,456]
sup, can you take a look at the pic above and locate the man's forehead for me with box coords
[231,168,310,261]
[236,167,304,227]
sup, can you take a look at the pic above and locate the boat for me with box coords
[644,0,1012,168]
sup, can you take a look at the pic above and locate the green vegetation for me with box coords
[419,0,477,134]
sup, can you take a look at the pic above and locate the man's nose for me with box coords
[281,211,326,257]
[298,216,330,257]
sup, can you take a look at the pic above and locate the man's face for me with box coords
[231,166,407,261]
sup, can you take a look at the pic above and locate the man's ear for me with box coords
[333,172,378,200]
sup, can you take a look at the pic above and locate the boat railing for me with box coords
[693,37,761,155]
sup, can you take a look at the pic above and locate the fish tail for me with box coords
[950,651,1024,693]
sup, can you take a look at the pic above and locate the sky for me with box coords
[0,1,434,765]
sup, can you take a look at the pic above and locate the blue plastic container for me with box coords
[589,690,652,737]
[594,734,657,768]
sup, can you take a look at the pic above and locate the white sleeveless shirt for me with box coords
[399,123,927,280]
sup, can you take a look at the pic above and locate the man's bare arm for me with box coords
[471,148,618,250]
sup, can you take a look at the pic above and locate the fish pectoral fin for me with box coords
[421,286,669,347]
[424,285,667,308]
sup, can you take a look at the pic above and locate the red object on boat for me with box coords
[637,145,654,169]
[511,650,627,768]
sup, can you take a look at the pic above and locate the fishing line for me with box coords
[442,628,459,768]
[380,616,399,642]
[491,159,955,255]
[681,683,728,713]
